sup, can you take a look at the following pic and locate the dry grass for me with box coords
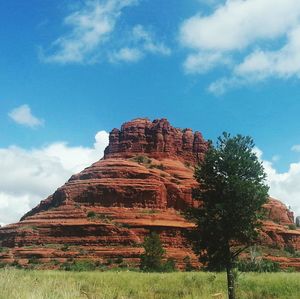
[0,268,299,299]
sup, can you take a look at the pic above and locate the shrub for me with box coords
[61,260,96,271]
[140,232,165,272]
[161,258,176,272]
[183,256,195,272]
[184,161,191,168]
[87,211,96,218]
[0,247,8,253]
[292,251,300,258]
[142,209,158,215]
[28,257,39,265]
[106,258,113,266]
[236,259,280,272]
[10,261,22,269]
[284,246,295,255]
[155,163,165,171]
[288,224,297,230]
[61,244,69,252]
[131,155,152,165]
[87,211,112,223]
[149,163,165,171]
[115,257,123,264]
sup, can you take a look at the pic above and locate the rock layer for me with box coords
[0,118,299,270]
[104,118,209,163]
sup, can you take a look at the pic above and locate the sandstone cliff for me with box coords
[0,118,299,270]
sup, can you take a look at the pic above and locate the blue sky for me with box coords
[1,0,300,224]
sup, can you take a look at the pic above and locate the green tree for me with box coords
[189,133,269,299]
[140,232,165,272]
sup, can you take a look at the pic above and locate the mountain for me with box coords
[0,118,299,270]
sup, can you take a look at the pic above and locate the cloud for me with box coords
[184,52,231,74]
[110,47,143,63]
[254,147,300,218]
[0,131,109,226]
[179,0,300,93]
[235,26,300,79]
[132,25,171,56]
[42,0,138,64]
[207,76,248,96]
[109,25,171,63]
[42,1,170,65]
[291,145,300,152]
[9,105,44,128]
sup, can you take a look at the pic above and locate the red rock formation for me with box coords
[264,198,294,225]
[104,118,208,163]
[0,118,299,270]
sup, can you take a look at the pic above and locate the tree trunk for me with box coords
[226,264,235,299]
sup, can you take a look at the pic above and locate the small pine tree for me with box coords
[140,232,165,272]
[188,132,269,299]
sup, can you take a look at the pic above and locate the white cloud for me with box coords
[110,47,143,63]
[179,0,300,93]
[291,145,300,152]
[42,1,170,65]
[0,131,109,225]
[254,147,300,218]
[207,76,245,96]
[109,25,171,63]
[42,0,138,63]
[9,105,44,128]
[235,26,300,79]
[132,25,171,56]
[184,52,231,74]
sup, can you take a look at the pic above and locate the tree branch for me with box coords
[231,245,249,258]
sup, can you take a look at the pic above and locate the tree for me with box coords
[140,231,165,272]
[189,133,269,299]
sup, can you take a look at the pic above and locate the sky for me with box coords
[1,0,300,225]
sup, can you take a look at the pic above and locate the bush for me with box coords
[288,224,297,230]
[184,161,191,168]
[183,256,195,272]
[61,260,97,271]
[140,232,177,272]
[28,257,39,265]
[161,258,176,272]
[61,244,69,252]
[140,232,165,272]
[87,211,96,218]
[293,251,300,258]
[131,155,152,165]
[236,259,280,272]
[155,163,165,171]
[115,257,123,264]
[285,246,295,255]
[0,247,8,253]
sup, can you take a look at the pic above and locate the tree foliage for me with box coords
[188,132,269,298]
[140,232,166,272]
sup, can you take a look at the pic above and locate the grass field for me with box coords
[0,269,299,299]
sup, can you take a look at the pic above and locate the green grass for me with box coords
[0,269,299,299]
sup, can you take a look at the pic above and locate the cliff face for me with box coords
[0,118,299,270]
[104,118,208,163]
